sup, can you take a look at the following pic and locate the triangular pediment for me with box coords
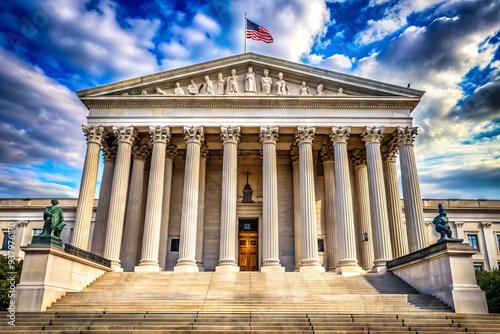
[77,53,424,101]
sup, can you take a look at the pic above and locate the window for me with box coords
[170,239,179,252]
[473,263,483,272]
[497,234,500,253]
[2,233,9,250]
[467,234,479,251]
[318,239,325,252]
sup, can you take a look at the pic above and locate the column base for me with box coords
[215,265,240,273]
[110,260,123,272]
[338,259,362,276]
[261,266,285,273]
[174,265,200,272]
[299,265,326,273]
[135,264,161,272]
[372,259,389,273]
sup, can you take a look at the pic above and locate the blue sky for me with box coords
[0,0,499,199]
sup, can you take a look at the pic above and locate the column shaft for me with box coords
[158,146,177,269]
[175,126,204,272]
[296,127,324,272]
[322,145,338,271]
[330,126,361,275]
[120,146,148,271]
[196,145,208,270]
[137,126,170,271]
[216,126,240,272]
[91,145,116,256]
[103,126,137,270]
[352,150,374,270]
[260,126,283,271]
[73,125,106,250]
[291,146,302,271]
[396,127,427,252]
[362,126,392,271]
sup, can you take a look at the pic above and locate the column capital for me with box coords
[83,125,108,145]
[295,126,316,145]
[220,125,241,145]
[361,126,385,144]
[330,126,350,144]
[113,125,138,144]
[481,221,492,229]
[381,137,399,162]
[184,126,204,144]
[260,126,279,145]
[290,144,299,163]
[132,145,150,161]
[351,149,367,167]
[102,143,117,162]
[17,221,29,228]
[166,144,178,159]
[454,222,465,228]
[201,144,210,160]
[394,126,418,147]
[149,125,171,144]
[321,145,334,162]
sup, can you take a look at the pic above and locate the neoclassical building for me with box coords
[4,54,498,274]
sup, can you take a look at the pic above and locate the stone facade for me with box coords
[2,54,499,273]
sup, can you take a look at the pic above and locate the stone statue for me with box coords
[316,84,325,96]
[245,67,257,93]
[187,80,198,95]
[156,87,168,96]
[141,89,148,95]
[261,69,272,94]
[173,82,185,95]
[276,72,286,95]
[299,81,311,95]
[201,75,214,94]
[337,87,345,96]
[216,73,225,94]
[42,199,66,238]
[226,69,239,93]
[433,203,452,243]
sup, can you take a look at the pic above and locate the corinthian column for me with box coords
[120,145,149,271]
[136,126,170,272]
[395,126,427,252]
[196,145,209,270]
[322,145,338,271]
[92,142,116,256]
[382,139,408,258]
[174,126,204,272]
[296,127,324,272]
[104,126,138,270]
[352,149,374,270]
[216,126,241,272]
[260,126,284,272]
[330,126,361,275]
[158,145,177,269]
[361,126,392,271]
[291,145,302,271]
[73,125,107,250]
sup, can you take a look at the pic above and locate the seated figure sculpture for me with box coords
[42,199,66,238]
[433,203,452,242]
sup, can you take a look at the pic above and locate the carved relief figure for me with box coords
[216,73,225,95]
[337,87,345,96]
[245,66,257,92]
[156,87,168,96]
[187,80,198,95]
[173,82,185,95]
[275,72,286,95]
[316,84,325,96]
[261,69,272,94]
[226,69,239,93]
[201,76,214,94]
[299,81,311,96]
[141,89,148,95]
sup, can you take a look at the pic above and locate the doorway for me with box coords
[238,218,258,271]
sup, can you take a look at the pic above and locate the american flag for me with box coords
[246,19,273,43]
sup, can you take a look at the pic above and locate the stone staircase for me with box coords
[5,272,499,333]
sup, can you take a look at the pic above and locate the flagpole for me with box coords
[244,12,247,53]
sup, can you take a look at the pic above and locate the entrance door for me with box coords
[239,231,258,271]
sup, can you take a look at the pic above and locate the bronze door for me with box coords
[238,232,258,271]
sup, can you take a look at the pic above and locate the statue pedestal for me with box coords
[387,241,488,314]
[30,235,63,249]
[16,243,112,312]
